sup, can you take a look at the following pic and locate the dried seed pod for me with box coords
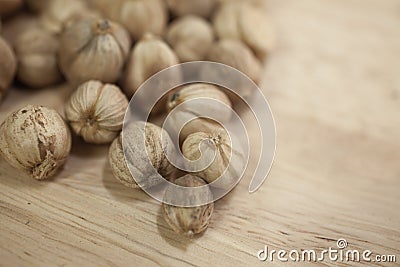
[15,29,62,88]
[65,80,129,144]
[89,0,167,40]
[218,0,266,7]
[207,39,262,84]
[179,118,223,144]
[182,129,245,189]
[109,122,176,188]
[166,0,217,18]
[166,15,214,62]
[39,0,94,34]
[59,18,131,85]
[123,33,180,115]
[213,1,274,60]
[108,134,134,188]
[27,0,92,14]
[0,37,16,101]
[166,83,232,141]
[162,175,214,237]
[124,33,179,97]
[167,83,231,113]
[0,0,23,17]
[0,105,71,180]
[1,12,40,47]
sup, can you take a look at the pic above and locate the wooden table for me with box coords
[1,0,399,266]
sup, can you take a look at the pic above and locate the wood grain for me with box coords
[1,0,400,266]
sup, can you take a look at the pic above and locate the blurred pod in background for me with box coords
[166,0,217,18]
[1,12,40,46]
[88,0,167,41]
[0,37,16,101]
[213,1,274,61]
[14,28,63,88]
[166,15,215,62]
[39,0,99,35]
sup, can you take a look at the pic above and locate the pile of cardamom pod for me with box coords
[0,0,273,237]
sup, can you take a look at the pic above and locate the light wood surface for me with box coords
[1,0,399,266]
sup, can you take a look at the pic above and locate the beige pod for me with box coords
[166,15,214,62]
[166,83,232,142]
[39,0,96,34]
[109,122,176,189]
[162,175,214,237]
[218,0,267,8]
[88,0,167,41]
[108,134,134,188]
[0,12,40,47]
[207,39,262,84]
[0,37,17,102]
[124,33,179,97]
[15,29,62,88]
[182,129,246,189]
[0,0,23,17]
[59,18,131,85]
[166,0,217,18]
[123,33,180,114]
[65,80,129,144]
[0,105,71,180]
[213,1,274,60]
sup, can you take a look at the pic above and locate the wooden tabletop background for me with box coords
[1,0,399,266]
